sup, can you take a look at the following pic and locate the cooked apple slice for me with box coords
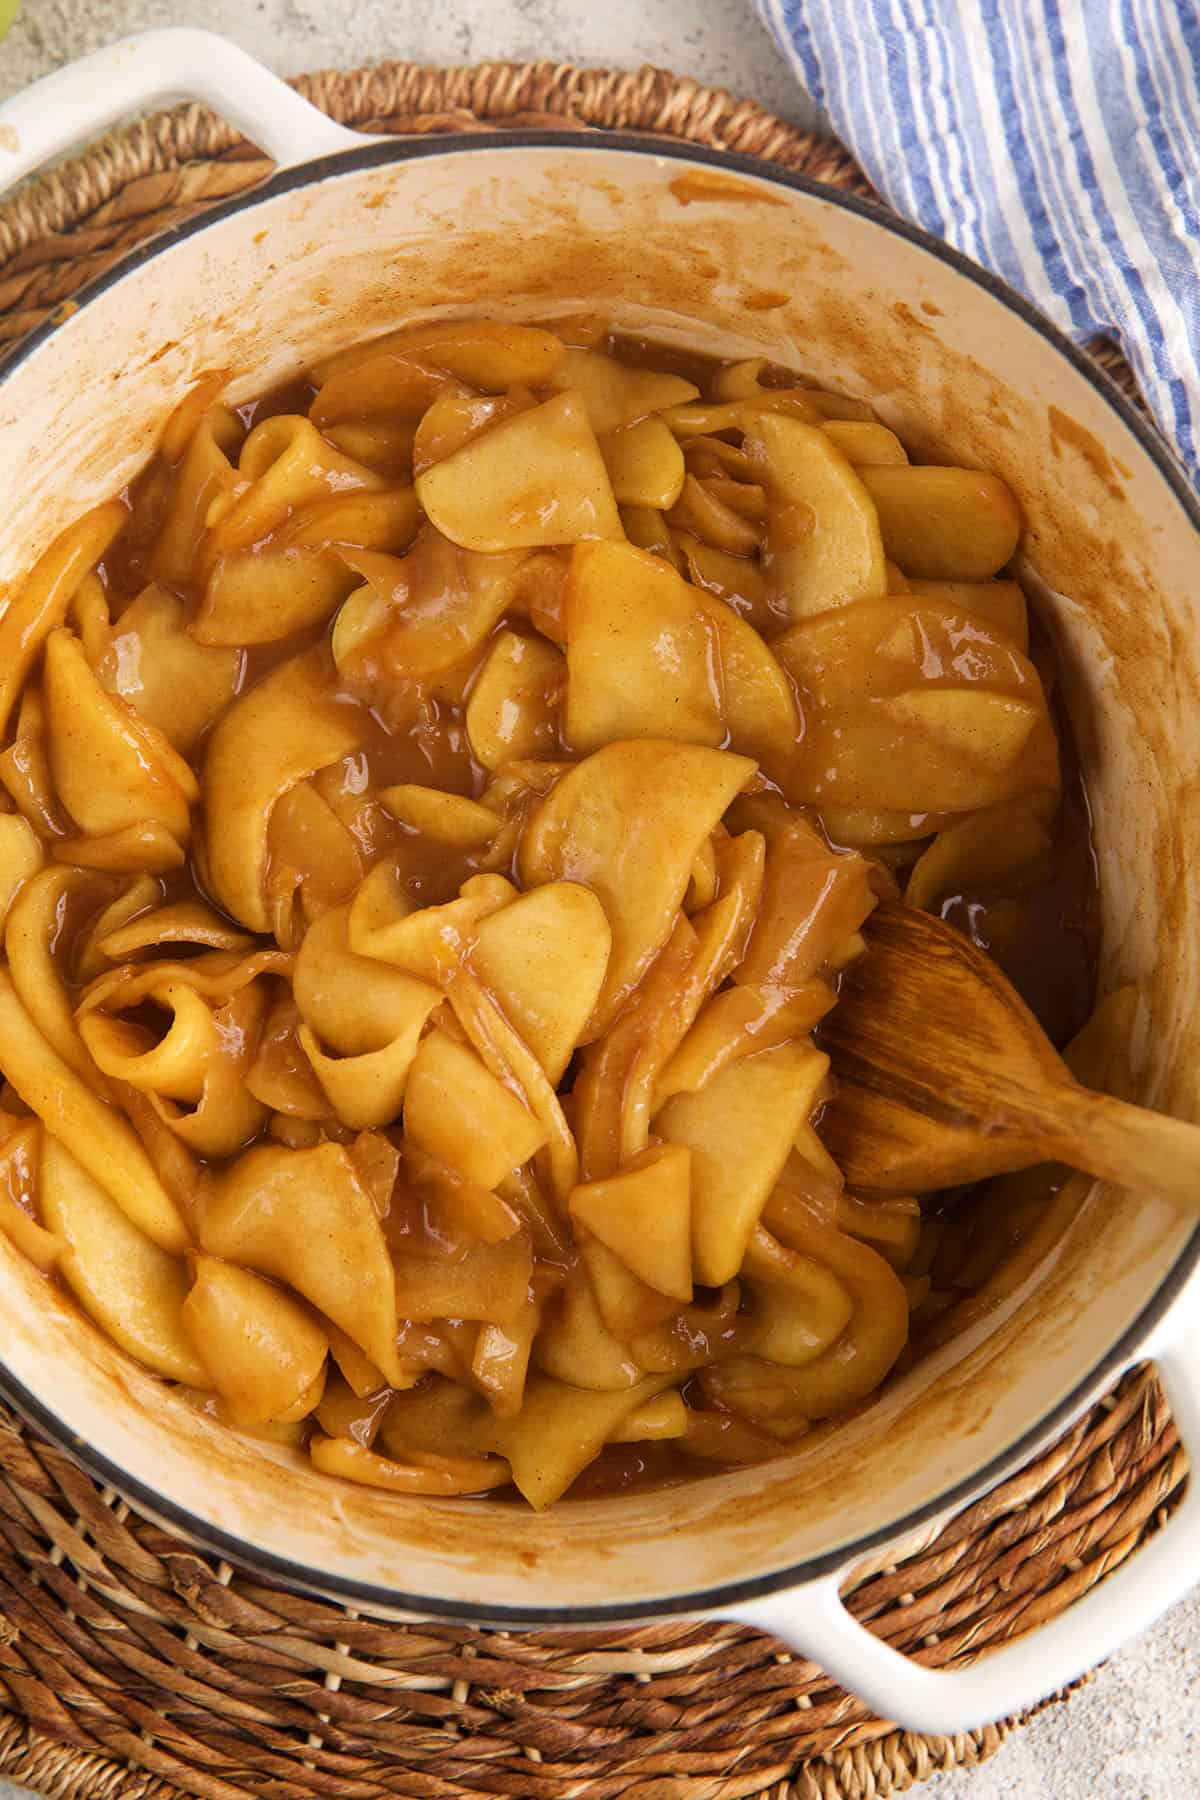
[478,1371,672,1509]
[294,904,441,1057]
[205,417,382,567]
[44,630,195,845]
[821,421,908,465]
[857,465,1022,579]
[569,1143,692,1301]
[195,547,353,649]
[655,981,834,1103]
[335,527,529,679]
[348,865,516,987]
[313,319,566,389]
[310,1434,509,1495]
[882,688,1040,767]
[657,1042,830,1286]
[309,355,449,430]
[579,1237,679,1338]
[676,534,776,634]
[740,1226,854,1366]
[905,794,1055,913]
[0,971,189,1253]
[465,629,564,770]
[775,596,1057,811]
[378,1375,492,1460]
[40,1136,206,1384]
[519,740,756,1035]
[469,882,611,1085]
[695,592,800,774]
[315,1370,391,1445]
[182,1256,328,1427]
[744,415,887,618]
[534,1264,644,1391]
[416,391,622,552]
[666,474,760,555]
[0,1122,63,1272]
[904,579,1028,649]
[0,500,128,740]
[564,540,723,752]
[609,1392,688,1441]
[546,349,698,434]
[95,585,242,755]
[403,1028,547,1189]
[298,1026,430,1132]
[203,650,364,932]
[381,785,501,850]
[599,418,687,509]
[391,1232,533,1325]
[200,1141,404,1386]
[734,810,876,988]
[0,817,42,947]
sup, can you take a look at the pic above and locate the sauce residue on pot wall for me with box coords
[1048,403,1129,499]
[669,171,787,207]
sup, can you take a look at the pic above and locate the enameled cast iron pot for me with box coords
[1,29,1199,1736]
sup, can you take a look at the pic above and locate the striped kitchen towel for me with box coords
[756,0,1200,488]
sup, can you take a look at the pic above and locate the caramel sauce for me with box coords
[15,329,1102,1507]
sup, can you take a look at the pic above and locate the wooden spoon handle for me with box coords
[1043,1083,1200,1212]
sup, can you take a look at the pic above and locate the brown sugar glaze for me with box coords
[20,326,1098,1506]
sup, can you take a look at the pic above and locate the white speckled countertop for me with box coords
[0,4,1196,1795]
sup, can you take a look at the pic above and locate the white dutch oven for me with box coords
[1,30,1199,1737]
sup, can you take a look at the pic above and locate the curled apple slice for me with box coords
[200,1141,405,1386]
[202,650,364,932]
[0,816,42,948]
[465,629,564,770]
[534,1264,645,1391]
[416,391,622,552]
[349,865,516,987]
[40,1135,204,1383]
[44,630,196,846]
[182,1256,328,1427]
[95,585,242,755]
[744,415,887,619]
[519,740,756,1036]
[697,591,800,775]
[655,981,834,1104]
[295,905,441,1058]
[0,970,188,1253]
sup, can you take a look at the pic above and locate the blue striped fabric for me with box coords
[756,0,1200,487]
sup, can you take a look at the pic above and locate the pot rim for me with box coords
[2,128,1197,1624]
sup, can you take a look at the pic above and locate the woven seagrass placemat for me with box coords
[0,57,1183,1800]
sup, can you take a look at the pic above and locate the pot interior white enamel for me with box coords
[0,139,1197,1618]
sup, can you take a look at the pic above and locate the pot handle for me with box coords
[719,1272,1200,1734]
[0,28,375,198]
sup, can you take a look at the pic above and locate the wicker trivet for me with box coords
[0,57,1183,1800]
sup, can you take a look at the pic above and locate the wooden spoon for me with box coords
[817,900,1200,1208]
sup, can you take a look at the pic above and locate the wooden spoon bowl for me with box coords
[817,901,1200,1211]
